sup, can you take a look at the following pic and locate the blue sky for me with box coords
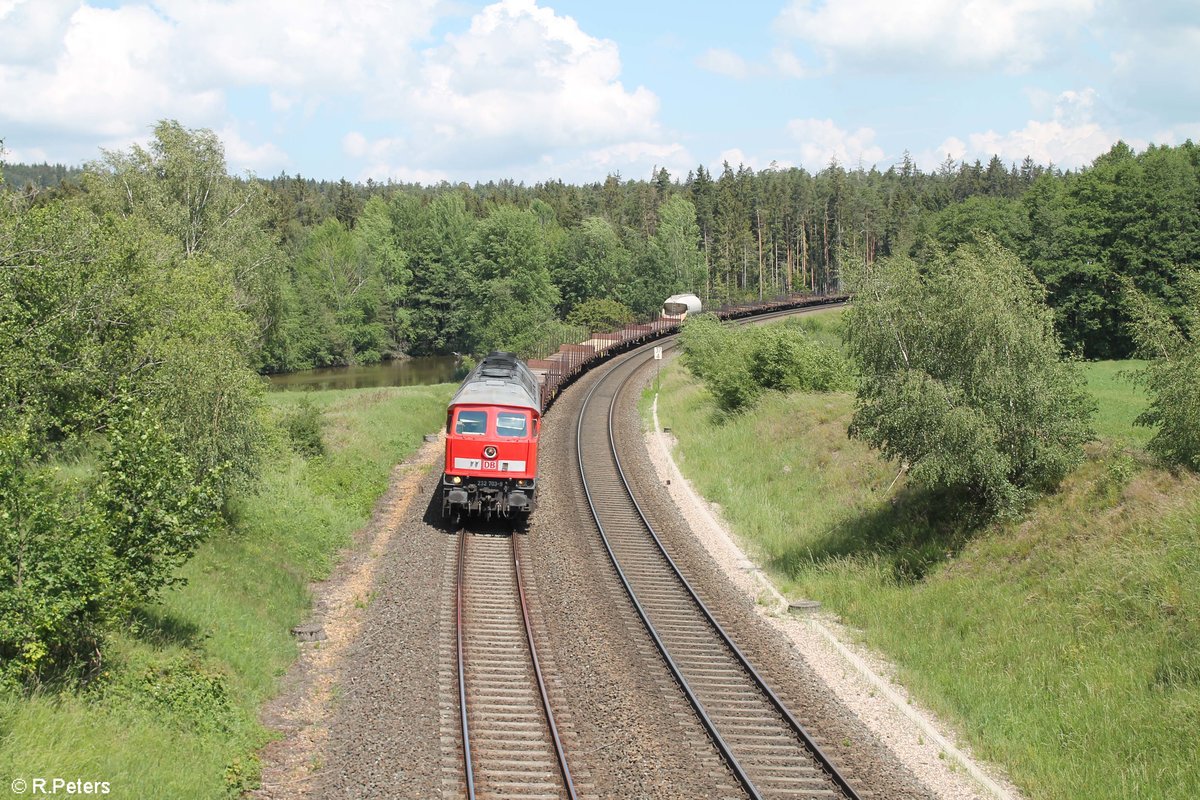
[1,0,1197,183]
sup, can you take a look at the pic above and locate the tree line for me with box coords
[12,135,1197,371]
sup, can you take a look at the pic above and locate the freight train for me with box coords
[442,293,847,525]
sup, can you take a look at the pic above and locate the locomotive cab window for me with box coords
[455,410,488,435]
[496,411,528,438]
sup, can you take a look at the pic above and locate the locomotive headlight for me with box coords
[483,445,498,459]
[451,475,462,484]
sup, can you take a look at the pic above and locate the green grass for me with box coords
[652,353,1200,800]
[1082,359,1151,445]
[0,383,454,799]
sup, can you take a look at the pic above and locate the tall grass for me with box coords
[0,384,454,798]
[653,347,1200,800]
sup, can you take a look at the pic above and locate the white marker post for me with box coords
[654,345,663,393]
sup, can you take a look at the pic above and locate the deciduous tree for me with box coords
[844,237,1093,512]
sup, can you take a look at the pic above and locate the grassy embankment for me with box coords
[651,309,1199,800]
[0,384,454,798]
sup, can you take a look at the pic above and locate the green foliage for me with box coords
[0,121,268,683]
[83,120,284,362]
[282,397,326,458]
[1137,349,1200,470]
[551,216,630,315]
[281,217,392,368]
[1024,142,1200,358]
[0,410,221,685]
[566,298,634,331]
[915,195,1030,259]
[10,137,1200,368]
[94,407,222,607]
[392,193,475,355]
[135,655,233,733]
[469,205,560,354]
[680,315,851,414]
[1125,269,1200,469]
[748,323,854,393]
[844,238,1094,511]
[654,195,706,296]
[0,432,109,685]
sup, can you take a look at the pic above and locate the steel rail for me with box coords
[512,532,579,799]
[455,529,476,800]
[455,528,577,800]
[574,302,862,800]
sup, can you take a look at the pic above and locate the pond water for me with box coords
[266,356,460,391]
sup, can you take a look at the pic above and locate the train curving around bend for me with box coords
[442,352,541,523]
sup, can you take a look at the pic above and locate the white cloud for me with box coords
[0,0,439,166]
[154,0,439,93]
[350,0,677,181]
[916,89,1137,169]
[769,48,811,79]
[0,0,76,66]
[786,119,885,169]
[775,0,1095,73]
[407,1,661,151]
[0,0,678,182]
[219,125,289,175]
[0,4,224,141]
[696,49,752,79]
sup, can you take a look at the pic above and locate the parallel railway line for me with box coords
[573,310,862,800]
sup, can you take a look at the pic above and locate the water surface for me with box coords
[267,356,459,391]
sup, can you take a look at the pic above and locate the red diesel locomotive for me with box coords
[442,352,541,522]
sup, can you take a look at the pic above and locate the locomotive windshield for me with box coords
[663,301,688,315]
[496,411,528,437]
[455,409,488,434]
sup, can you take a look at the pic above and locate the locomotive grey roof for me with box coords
[449,351,541,413]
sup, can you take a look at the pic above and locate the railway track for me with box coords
[574,331,862,800]
[454,529,576,800]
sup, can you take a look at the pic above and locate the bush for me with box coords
[679,315,758,412]
[680,315,852,414]
[844,238,1093,512]
[0,431,110,685]
[1136,349,1200,469]
[0,408,222,685]
[748,325,854,393]
[94,406,222,607]
[282,397,326,458]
